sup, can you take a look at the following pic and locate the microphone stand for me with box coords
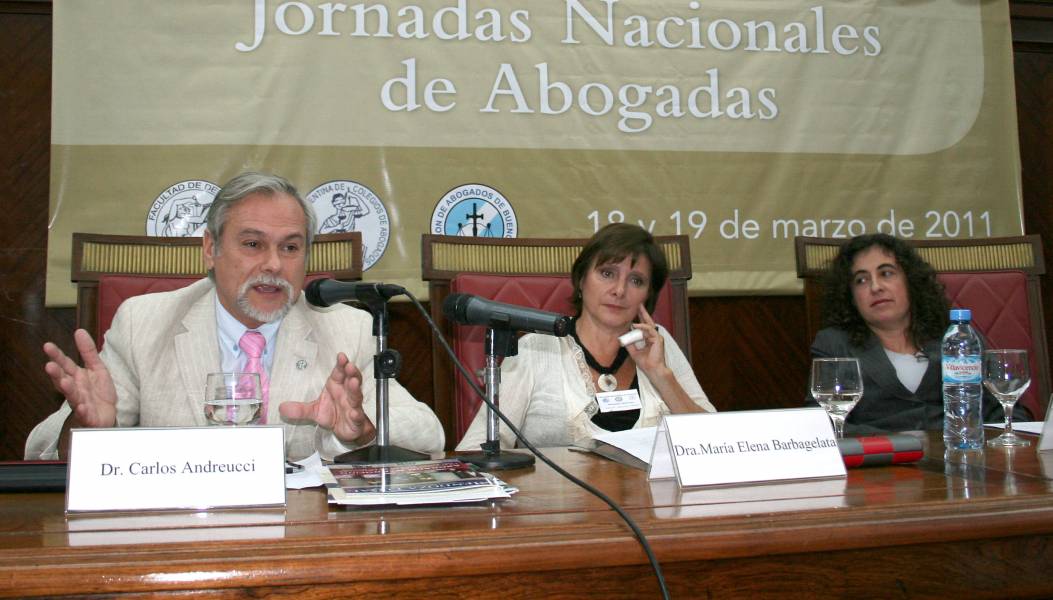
[334,288,428,464]
[458,326,535,470]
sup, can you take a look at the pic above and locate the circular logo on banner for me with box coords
[305,180,390,270]
[146,180,220,237]
[430,184,518,238]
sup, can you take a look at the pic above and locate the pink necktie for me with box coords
[239,331,270,424]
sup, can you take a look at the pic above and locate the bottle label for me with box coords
[942,357,982,384]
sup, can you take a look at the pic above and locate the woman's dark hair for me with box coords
[570,223,668,316]
[822,233,949,347]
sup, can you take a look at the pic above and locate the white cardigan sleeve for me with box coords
[454,334,561,451]
[661,327,715,413]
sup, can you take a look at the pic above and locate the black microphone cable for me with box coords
[396,291,670,600]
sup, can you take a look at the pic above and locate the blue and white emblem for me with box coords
[430,184,518,238]
[306,180,390,270]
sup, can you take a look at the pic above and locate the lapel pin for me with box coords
[296,359,308,370]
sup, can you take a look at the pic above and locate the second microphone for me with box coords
[443,293,571,337]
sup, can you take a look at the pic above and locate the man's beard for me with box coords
[236,273,296,323]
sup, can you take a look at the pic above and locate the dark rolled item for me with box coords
[0,461,68,492]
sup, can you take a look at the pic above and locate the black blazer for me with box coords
[808,327,1029,435]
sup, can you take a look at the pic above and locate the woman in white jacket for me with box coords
[456,223,715,451]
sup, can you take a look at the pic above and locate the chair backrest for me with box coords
[794,235,1049,420]
[72,232,363,347]
[422,233,693,448]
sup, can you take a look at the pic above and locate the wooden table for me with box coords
[2,432,1053,598]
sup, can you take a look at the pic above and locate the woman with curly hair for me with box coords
[809,233,1027,434]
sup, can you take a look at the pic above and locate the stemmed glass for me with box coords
[203,372,263,426]
[983,349,1031,448]
[810,358,864,439]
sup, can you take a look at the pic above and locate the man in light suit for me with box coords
[26,172,444,460]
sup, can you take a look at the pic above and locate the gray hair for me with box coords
[205,172,317,252]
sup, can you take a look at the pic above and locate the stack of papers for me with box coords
[589,427,659,470]
[319,459,517,506]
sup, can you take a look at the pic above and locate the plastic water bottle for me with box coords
[942,309,984,450]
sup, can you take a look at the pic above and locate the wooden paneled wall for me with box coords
[1,1,1051,459]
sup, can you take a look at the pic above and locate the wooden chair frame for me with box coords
[71,231,363,336]
[421,233,693,448]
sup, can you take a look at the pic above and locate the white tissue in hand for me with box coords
[618,329,646,350]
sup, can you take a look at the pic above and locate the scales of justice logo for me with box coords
[430,184,518,238]
[145,180,220,237]
[305,180,390,270]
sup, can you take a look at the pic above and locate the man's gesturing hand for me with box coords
[278,353,376,446]
[43,328,117,428]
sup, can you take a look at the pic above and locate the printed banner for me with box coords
[47,0,1023,305]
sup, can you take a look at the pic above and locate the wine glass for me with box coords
[983,349,1031,448]
[203,372,263,426]
[810,358,864,439]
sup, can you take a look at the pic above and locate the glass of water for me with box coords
[983,349,1031,448]
[810,357,864,439]
[204,372,263,426]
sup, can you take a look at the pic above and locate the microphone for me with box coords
[304,279,406,307]
[442,293,571,336]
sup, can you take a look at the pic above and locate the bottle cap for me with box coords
[950,308,972,321]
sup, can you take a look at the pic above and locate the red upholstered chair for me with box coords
[422,233,693,449]
[95,275,200,348]
[71,232,363,349]
[795,235,1049,420]
[939,271,1045,418]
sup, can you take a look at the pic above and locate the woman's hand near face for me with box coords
[625,305,667,374]
[627,306,705,414]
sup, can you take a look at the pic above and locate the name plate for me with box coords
[648,408,846,487]
[1040,412,1053,452]
[67,426,286,512]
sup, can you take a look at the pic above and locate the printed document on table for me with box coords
[286,452,324,489]
[592,427,658,465]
